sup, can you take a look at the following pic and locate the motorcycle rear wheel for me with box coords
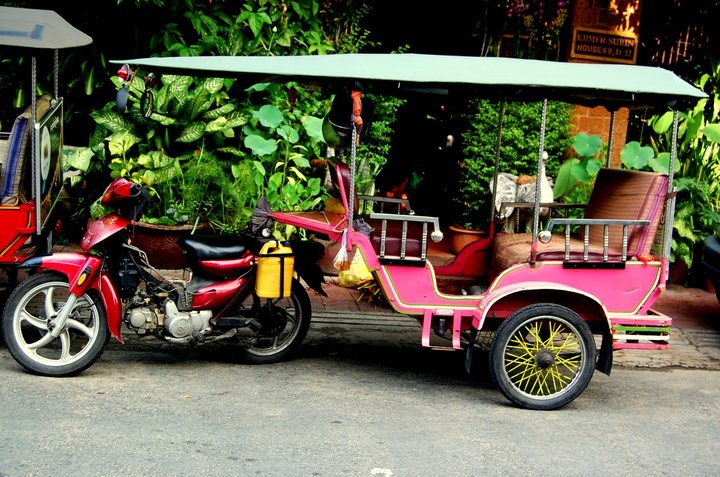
[2,272,109,377]
[239,278,311,364]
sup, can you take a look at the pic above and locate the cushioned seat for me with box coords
[493,168,669,271]
[368,218,424,257]
[0,96,52,205]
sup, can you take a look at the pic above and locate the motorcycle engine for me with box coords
[163,301,213,341]
[126,300,213,342]
[127,306,158,334]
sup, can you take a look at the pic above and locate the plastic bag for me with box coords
[338,251,373,288]
[333,228,350,271]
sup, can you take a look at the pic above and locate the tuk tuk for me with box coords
[0,6,91,289]
[103,53,706,409]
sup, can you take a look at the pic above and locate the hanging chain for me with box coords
[348,125,357,228]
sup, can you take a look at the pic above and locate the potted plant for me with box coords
[64,70,331,266]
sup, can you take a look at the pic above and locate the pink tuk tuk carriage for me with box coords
[112,53,705,409]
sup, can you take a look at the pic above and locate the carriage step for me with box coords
[610,311,671,350]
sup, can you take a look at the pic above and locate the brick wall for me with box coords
[570,105,628,168]
[566,0,642,166]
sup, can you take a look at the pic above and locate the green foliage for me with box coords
[635,58,720,277]
[146,0,337,57]
[456,98,574,229]
[67,73,249,230]
[62,0,382,237]
[554,132,685,227]
[66,73,335,235]
[553,131,682,200]
[553,133,604,199]
[238,82,330,239]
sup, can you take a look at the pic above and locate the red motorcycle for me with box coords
[1,178,324,377]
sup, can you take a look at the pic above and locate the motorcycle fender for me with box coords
[99,272,123,342]
[23,253,124,343]
[80,213,131,251]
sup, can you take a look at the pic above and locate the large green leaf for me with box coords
[702,123,720,143]
[648,151,681,174]
[244,134,278,156]
[277,124,299,143]
[187,88,213,120]
[570,160,591,181]
[620,141,655,170]
[572,133,602,157]
[107,130,141,156]
[651,111,674,134]
[247,11,272,38]
[246,83,271,93]
[302,115,324,143]
[553,159,578,199]
[201,77,226,95]
[275,30,293,47]
[257,105,284,128]
[203,103,236,120]
[580,157,602,176]
[224,116,250,129]
[177,122,206,143]
[90,109,136,134]
[164,75,194,109]
[205,116,229,133]
[64,147,95,173]
[268,171,284,189]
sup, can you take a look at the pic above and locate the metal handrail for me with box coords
[541,218,651,262]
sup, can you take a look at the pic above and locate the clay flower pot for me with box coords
[129,222,208,269]
[448,225,488,254]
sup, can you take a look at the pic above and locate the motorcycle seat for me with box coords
[178,234,249,261]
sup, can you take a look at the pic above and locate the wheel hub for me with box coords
[534,349,556,369]
[260,304,288,336]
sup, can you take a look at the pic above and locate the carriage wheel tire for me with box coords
[489,303,597,410]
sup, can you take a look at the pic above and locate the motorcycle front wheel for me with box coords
[238,278,311,364]
[2,272,109,377]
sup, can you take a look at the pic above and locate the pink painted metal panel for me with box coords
[490,260,662,314]
[352,235,482,313]
[269,210,346,242]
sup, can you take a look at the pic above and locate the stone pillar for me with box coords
[565,0,643,167]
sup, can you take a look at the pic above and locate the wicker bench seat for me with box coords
[492,168,670,272]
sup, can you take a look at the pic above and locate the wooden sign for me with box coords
[570,27,638,64]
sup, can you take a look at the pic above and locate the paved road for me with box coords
[1,322,719,477]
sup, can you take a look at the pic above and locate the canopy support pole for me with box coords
[530,98,549,265]
[489,101,506,227]
[607,109,616,167]
[661,111,680,272]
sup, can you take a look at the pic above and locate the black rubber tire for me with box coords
[239,278,312,364]
[2,272,109,377]
[489,303,597,410]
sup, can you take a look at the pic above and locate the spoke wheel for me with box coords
[490,304,596,410]
[238,279,311,364]
[2,273,109,377]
